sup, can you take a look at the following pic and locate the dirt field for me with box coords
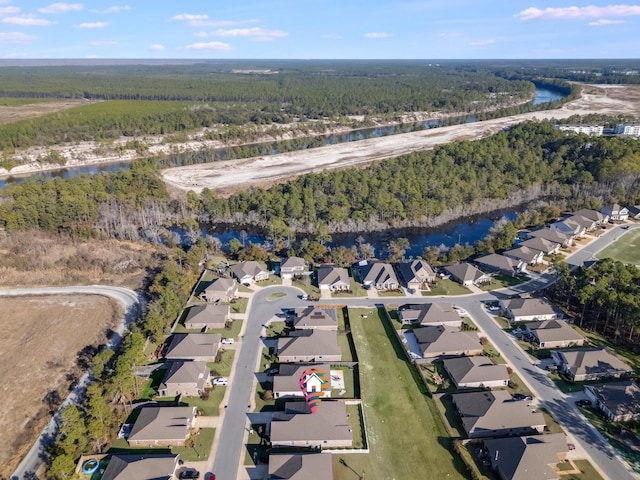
[160,84,640,196]
[0,99,96,125]
[0,295,121,478]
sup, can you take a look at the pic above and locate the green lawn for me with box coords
[479,274,529,291]
[183,387,226,416]
[139,366,167,400]
[206,319,243,340]
[422,279,470,296]
[333,308,467,480]
[257,276,283,287]
[228,297,249,314]
[377,289,405,297]
[596,229,640,263]
[265,321,288,338]
[208,350,235,377]
[331,281,368,297]
[346,403,366,449]
[267,292,287,301]
[291,275,321,296]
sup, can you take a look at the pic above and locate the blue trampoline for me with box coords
[82,458,100,474]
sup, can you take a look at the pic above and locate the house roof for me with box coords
[628,205,640,216]
[281,256,307,269]
[271,401,352,444]
[128,406,196,443]
[360,261,398,286]
[528,228,572,244]
[519,237,559,253]
[556,348,632,377]
[204,277,236,294]
[398,303,461,326]
[101,454,179,480]
[601,204,628,215]
[484,433,567,480]
[397,259,435,284]
[573,208,607,223]
[317,266,350,287]
[527,320,584,344]
[230,261,268,279]
[269,453,334,480]
[412,325,481,356]
[273,363,332,394]
[585,381,640,419]
[292,307,338,329]
[504,246,542,263]
[277,330,341,359]
[442,356,510,386]
[183,304,229,326]
[165,333,221,360]
[159,361,209,391]
[503,298,559,318]
[451,390,545,436]
[444,263,487,283]
[475,254,522,272]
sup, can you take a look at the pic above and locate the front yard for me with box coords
[422,279,470,296]
[479,274,528,291]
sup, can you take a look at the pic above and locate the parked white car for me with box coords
[212,377,228,386]
[455,308,468,316]
[221,338,234,345]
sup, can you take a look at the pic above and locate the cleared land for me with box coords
[0,98,96,125]
[596,229,640,264]
[0,294,121,478]
[162,84,640,196]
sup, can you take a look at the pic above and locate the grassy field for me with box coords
[110,427,215,462]
[596,229,640,263]
[333,307,467,480]
[423,279,470,296]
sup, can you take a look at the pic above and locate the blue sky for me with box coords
[0,1,639,58]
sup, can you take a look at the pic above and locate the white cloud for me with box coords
[173,14,260,28]
[209,27,287,41]
[588,18,626,26]
[38,3,83,14]
[149,43,165,51]
[324,32,343,40]
[85,55,99,58]
[171,13,208,21]
[439,32,460,37]
[0,31,37,43]
[75,21,108,28]
[185,41,233,51]
[468,39,495,46]
[89,40,117,46]
[0,6,19,15]
[364,32,392,38]
[90,5,130,14]
[3,16,53,26]
[516,5,640,20]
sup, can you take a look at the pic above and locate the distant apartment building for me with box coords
[556,125,603,136]
[615,124,640,136]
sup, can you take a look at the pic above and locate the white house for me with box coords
[601,204,629,221]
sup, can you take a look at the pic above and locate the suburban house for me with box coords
[409,325,482,359]
[317,266,351,292]
[444,263,491,287]
[291,306,339,331]
[101,454,180,480]
[500,297,562,323]
[525,320,585,349]
[527,228,573,248]
[569,214,598,232]
[164,333,221,362]
[503,246,544,265]
[550,218,586,238]
[396,259,436,291]
[280,256,308,278]
[442,356,510,389]
[269,453,334,480]
[398,303,462,327]
[474,253,526,276]
[601,204,629,221]
[358,261,399,290]
[573,208,609,225]
[273,363,333,399]
[127,405,197,447]
[484,434,568,480]
[627,205,640,219]
[519,237,561,256]
[158,360,210,398]
[277,330,342,363]
[183,304,230,331]
[270,401,353,448]
[451,390,546,438]
[229,261,270,284]
[585,381,640,422]
[201,277,238,303]
[551,347,633,382]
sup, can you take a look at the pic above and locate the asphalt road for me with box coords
[3,286,141,480]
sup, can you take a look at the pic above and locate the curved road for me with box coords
[3,286,141,480]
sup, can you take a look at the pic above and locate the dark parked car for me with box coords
[180,470,200,479]
[576,399,592,407]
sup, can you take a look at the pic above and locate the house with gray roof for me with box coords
[527,228,573,247]
[409,325,482,359]
[484,434,568,480]
[500,297,562,323]
[519,237,561,256]
[551,347,633,382]
[158,361,210,398]
[444,263,490,287]
[277,330,342,363]
[271,401,353,448]
[398,303,462,327]
[127,406,196,447]
[574,208,608,224]
[201,277,238,303]
[601,204,629,221]
[570,214,598,232]
[525,320,585,349]
[291,306,339,331]
[269,453,334,480]
[550,218,585,238]
[585,381,640,422]
[280,256,308,278]
[273,363,333,399]
[317,266,351,292]
[474,253,526,276]
[164,333,221,362]
[396,259,436,291]
[102,454,179,480]
[359,261,399,290]
[442,356,510,389]
[628,205,640,219]
[503,246,544,265]
[451,390,545,438]
[229,260,270,283]
[183,304,230,331]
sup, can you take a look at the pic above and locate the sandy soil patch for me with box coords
[0,295,121,478]
[161,85,640,196]
[0,99,97,125]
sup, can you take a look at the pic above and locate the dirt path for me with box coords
[161,84,640,196]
